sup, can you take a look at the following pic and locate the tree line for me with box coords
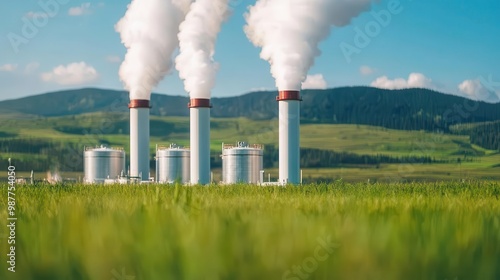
[451,121,500,151]
[212,146,440,170]
[1,139,448,173]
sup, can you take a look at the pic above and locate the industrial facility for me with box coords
[83,91,301,185]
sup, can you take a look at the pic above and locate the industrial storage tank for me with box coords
[84,146,126,184]
[156,144,190,184]
[222,142,264,184]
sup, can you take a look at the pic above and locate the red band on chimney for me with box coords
[129,99,151,109]
[276,90,302,101]
[188,98,212,108]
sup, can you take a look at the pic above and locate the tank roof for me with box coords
[222,142,263,150]
[85,145,124,151]
[157,143,190,150]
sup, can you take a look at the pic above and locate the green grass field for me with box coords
[1,182,499,280]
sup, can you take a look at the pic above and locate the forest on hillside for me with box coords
[451,121,500,151]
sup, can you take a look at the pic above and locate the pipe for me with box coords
[129,99,150,182]
[189,98,211,185]
[277,90,301,184]
[155,144,159,183]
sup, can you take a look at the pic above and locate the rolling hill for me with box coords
[1,87,500,132]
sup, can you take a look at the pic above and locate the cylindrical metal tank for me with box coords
[84,146,126,184]
[156,144,190,184]
[222,142,264,184]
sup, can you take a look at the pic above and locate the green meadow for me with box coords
[1,182,499,280]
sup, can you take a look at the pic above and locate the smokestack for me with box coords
[277,90,301,184]
[175,0,230,184]
[245,1,376,184]
[116,0,193,182]
[189,98,211,185]
[129,99,150,181]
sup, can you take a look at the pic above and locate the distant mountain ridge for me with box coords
[1,87,500,131]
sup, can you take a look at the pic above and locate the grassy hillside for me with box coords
[1,112,500,182]
[0,112,490,158]
[2,87,500,132]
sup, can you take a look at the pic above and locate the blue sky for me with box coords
[0,0,499,101]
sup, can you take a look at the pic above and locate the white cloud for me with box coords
[458,79,498,101]
[249,87,274,92]
[302,74,328,90]
[25,11,48,19]
[41,62,99,85]
[24,62,40,74]
[458,79,482,96]
[68,3,92,16]
[0,64,18,72]
[371,73,435,90]
[360,65,375,76]
[106,55,121,63]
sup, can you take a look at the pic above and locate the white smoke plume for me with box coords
[175,0,231,99]
[245,0,376,91]
[116,0,193,100]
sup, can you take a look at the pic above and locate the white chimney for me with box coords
[277,90,301,184]
[129,99,150,181]
[189,98,211,185]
